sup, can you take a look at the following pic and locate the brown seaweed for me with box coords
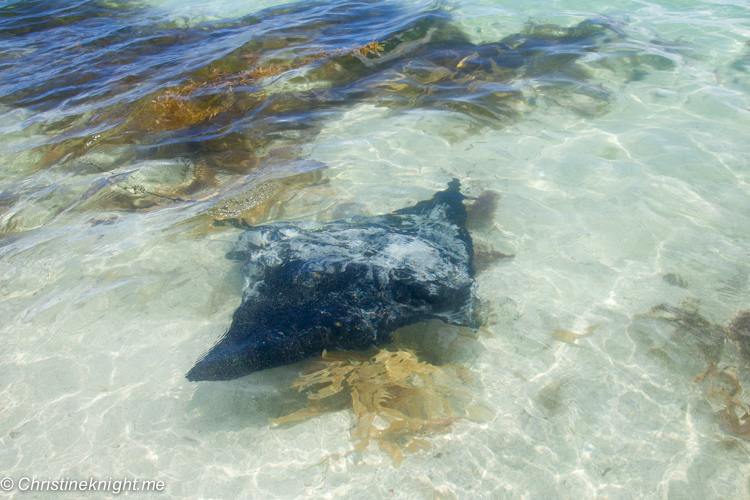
[635,302,727,364]
[728,310,750,362]
[716,397,750,441]
[271,349,491,465]
[701,366,750,441]
[634,303,750,442]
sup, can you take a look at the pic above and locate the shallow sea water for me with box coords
[1,0,750,498]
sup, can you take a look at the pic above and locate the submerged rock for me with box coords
[7,4,644,219]
[187,179,483,381]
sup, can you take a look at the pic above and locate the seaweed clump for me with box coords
[712,309,750,441]
[702,365,750,441]
[634,302,727,366]
[634,303,750,442]
[271,349,491,465]
[729,311,750,361]
[135,40,383,133]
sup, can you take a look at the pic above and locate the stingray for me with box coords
[186,179,482,381]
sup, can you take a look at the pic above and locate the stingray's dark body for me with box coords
[187,180,481,381]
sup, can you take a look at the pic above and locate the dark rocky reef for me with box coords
[1,1,674,229]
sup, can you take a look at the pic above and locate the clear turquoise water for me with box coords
[1,0,750,498]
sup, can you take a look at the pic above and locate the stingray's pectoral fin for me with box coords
[184,325,277,382]
[186,342,252,382]
[186,320,336,382]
